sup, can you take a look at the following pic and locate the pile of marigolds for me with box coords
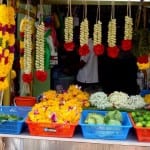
[28,85,90,124]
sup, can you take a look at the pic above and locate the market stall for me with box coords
[0,0,150,150]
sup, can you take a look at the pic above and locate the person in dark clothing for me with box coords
[99,51,140,95]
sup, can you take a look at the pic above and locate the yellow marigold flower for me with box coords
[4,49,9,57]
[0,31,2,38]
[0,47,2,54]
[9,34,15,46]
[0,78,8,90]
[137,62,150,70]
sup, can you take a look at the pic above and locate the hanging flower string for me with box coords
[121,0,133,51]
[79,0,89,56]
[20,2,34,84]
[35,22,47,82]
[93,1,104,56]
[107,1,119,58]
[64,0,74,51]
[137,55,150,70]
[0,4,15,90]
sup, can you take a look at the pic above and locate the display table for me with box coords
[1,131,150,150]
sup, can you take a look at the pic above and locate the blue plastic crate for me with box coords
[0,106,31,134]
[79,110,132,140]
[140,90,150,97]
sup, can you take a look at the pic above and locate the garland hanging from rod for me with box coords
[64,0,75,51]
[107,0,119,58]
[0,1,15,90]
[79,0,89,56]
[20,0,34,84]
[93,1,104,56]
[35,0,47,82]
[121,0,133,51]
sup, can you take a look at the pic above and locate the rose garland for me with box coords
[35,22,47,82]
[79,18,89,56]
[107,2,119,58]
[64,16,74,51]
[64,0,74,51]
[93,3,104,56]
[121,1,133,51]
[137,55,150,70]
[21,18,33,84]
[0,4,15,91]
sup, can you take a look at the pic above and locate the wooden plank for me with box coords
[2,137,150,150]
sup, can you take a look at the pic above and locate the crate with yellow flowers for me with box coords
[26,85,90,137]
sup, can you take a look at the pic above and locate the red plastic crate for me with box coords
[129,114,150,142]
[26,118,77,137]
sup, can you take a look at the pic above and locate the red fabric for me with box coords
[64,42,75,51]
[94,44,104,56]
[121,39,132,51]
[79,44,90,56]
[35,70,48,82]
[137,55,149,63]
[107,46,119,58]
[22,73,33,83]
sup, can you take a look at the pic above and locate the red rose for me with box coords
[137,55,148,63]
[79,44,90,56]
[107,46,119,58]
[22,73,33,83]
[121,39,132,51]
[35,70,47,82]
[64,42,75,51]
[94,44,104,56]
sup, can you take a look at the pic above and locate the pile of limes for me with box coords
[131,111,150,127]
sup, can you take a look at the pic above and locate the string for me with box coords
[111,0,115,20]
[96,0,101,23]
[127,0,131,17]
[0,0,3,4]
[40,0,43,22]
[67,0,72,17]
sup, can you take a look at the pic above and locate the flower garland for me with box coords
[93,3,104,56]
[35,22,47,82]
[121,1,133,51]
[107,2,119,58]
[137,55,150,70]
[19,8,34,84]
[93,20,104,56]
[0,4,15,91]
[64,16,74,51]
[79,18,89,56]
[79,0,89,56]
[64,0,74,51]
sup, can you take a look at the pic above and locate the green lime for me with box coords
[142,121,146,127]
[131,112,136,117]
[136,122,143,127]
[146,123,150,128]
[138,117,144,122]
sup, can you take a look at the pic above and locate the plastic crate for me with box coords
[14,96,37,107]
[79,110,132,140]
[0,106,31,134]
[129,114,150,142]
[26,118,77,137]
[140,90,150,97]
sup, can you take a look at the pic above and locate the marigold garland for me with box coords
[0,4,15,90]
